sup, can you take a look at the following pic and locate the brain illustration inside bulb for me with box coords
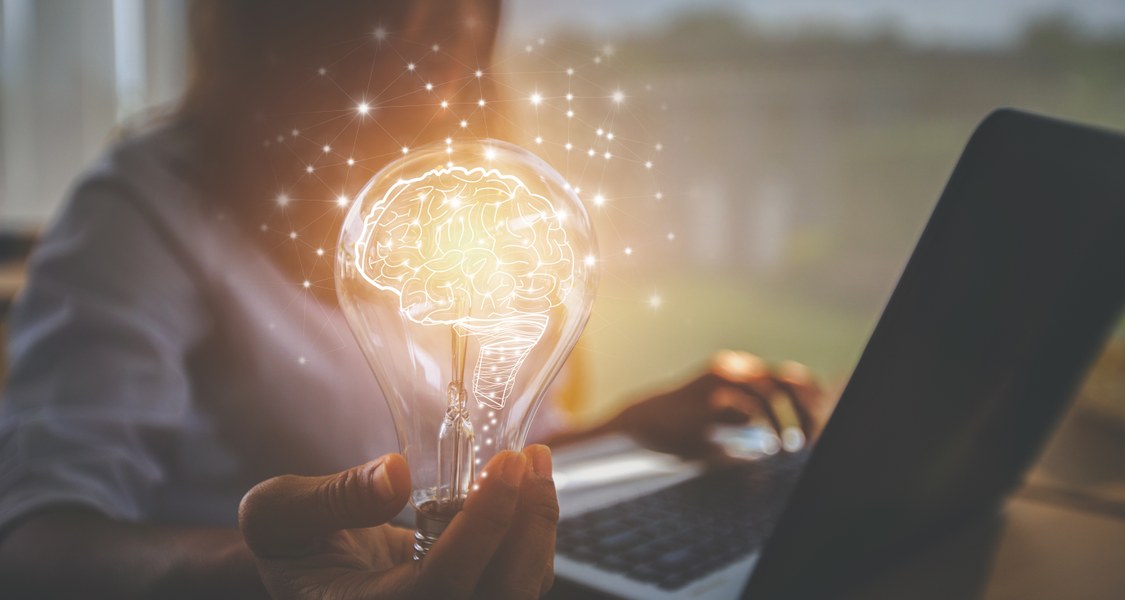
[354,161,576,408]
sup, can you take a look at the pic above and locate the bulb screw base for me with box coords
[413,500,462,560]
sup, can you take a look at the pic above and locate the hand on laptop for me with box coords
[239,446,558,600]
[600,351,832,460]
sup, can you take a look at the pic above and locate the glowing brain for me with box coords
[355,165,576,408]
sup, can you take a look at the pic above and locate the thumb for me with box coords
[239,453,411,558]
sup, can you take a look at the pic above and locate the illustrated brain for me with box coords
[356,165,575,324]
[353,165,577,408]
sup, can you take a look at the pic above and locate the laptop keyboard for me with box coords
[556,452,806,591]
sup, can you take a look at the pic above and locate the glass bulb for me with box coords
[336,139,598,558]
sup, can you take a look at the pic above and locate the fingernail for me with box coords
[371,459,396,503]
[500,452,528,487]
[528,445,553,478]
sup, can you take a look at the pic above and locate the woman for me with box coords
[0,1,828,597]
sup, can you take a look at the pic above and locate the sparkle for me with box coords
[475,69,483,78]
[425,82,434,91]
[298,356,307,364]
[337,195,348,207]
[407,62,415,71]
[302,280,310,288]
[625,246,634,255]
[534,136,543,145]
[593,193,606,206]
[564,142,573,151]
[530,92,542,106]
[440,99,449,108]
[305,165,314,173]
[655,143,664,151]
[566,67,575,76]
[374,26,387,40]
[566,110,574,118]
[606,132,615,140]
[612,90,625,104]
[645,160,654,169]
[356,101,371,115]
[432,44,440,52]
[316,247,325,256]
[596,128,604,137]
[317,67,327,76]
[445,137,453,145]
[594,56,603,64]
[667,232,676,240]
[584,254,597,267]
[587,148,596,157]
[604,152,612,159]
[289,231,298,240]
[460,119,469,128]
[565,92,574,101]
[655,191,664,200]
[402,146,410,154]
[484,147,497,160]
[322,144,331,153]
[290,128,299,137]
[478,98,486,107]
[346,157,355,166]
[275,193,290,207]
[648,293,663,309]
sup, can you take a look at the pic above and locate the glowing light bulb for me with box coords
[336,139,598,559]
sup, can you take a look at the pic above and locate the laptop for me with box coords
[551,108,1125,599]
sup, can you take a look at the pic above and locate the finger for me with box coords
[239,453,411,558]
[774,360,830,441]
[420,451,527,599]
[477,445,560,600]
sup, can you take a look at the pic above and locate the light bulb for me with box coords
[336,139,598,558]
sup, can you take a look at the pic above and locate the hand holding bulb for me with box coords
[239,446,558,600]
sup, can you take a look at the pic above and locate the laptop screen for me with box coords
[744,109,1125,598]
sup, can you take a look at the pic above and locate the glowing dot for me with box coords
[564,142,573,151]
[472,484,480,491]
[584,254,597,267]
[483,425,489,432]
[425,82,433,91]
[566,67,574,76]
[648,294,663,309]
[567,110,575,118]
[401,146,410,154]
[337,194,348,207]
[322,145,331,153]
[478,98,486,107]
[486,438,493,445]
[604,152,612,159]
[612,90,625,104]
[596,128,604,137]
[275,193,290,207]
[667,232,676,240]
[490,418,498,425]
[259,224,268,232]
[593,194,605,206]
[566,93,574,101]
[302,280,310,289]
[357,102,370,115]
[530,92,542,105]
[594,56,603,64]
[538,37,546,45]
[655,143,664,151]
[298,356,307,364]
[316,248,325,256]
[645,161,654,169]
[346,157,355,166]
[290,128,299,137]
[305,165,314,173]
[534,136,543,144]
[317,67,327,76]
[374,26,387,40]
[625,246,634,255]
[460,120,468,128]
[475,69,483,78]
[406,62,415,71]
[484,147,497,160]
[587,148,596,157]
[481,471,488,478]
[655,191,664,200]
[289,231,298,240]
[525,44,533,53]
[445,137,453,145]
[440,100,449,108]
[606,132,615,140]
